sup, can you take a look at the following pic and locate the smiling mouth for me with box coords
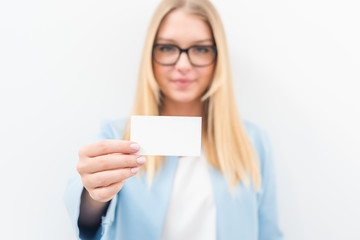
[172,79,194,88]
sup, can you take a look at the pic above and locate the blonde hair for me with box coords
[123,0,261,190]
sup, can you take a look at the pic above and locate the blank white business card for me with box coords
[130,115,202,156]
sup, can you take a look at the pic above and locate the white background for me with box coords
[0,0,359,239]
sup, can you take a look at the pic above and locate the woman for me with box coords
[64,0,283,239]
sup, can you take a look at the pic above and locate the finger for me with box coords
[84,167,139,189]
[79,140,141,158]
[80,154,146,174]
[90,181,126,202]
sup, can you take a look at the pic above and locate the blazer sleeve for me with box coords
[256,130,284,240]
[63,119,124,239]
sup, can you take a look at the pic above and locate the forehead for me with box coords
[156,9,213,45]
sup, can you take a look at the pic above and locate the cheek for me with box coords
[198,66,215,86]
[153,63,168,84]
[153,63,161,81]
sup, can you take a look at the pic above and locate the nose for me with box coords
[175,52,192,72]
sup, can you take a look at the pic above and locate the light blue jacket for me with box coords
[64,119,283,240]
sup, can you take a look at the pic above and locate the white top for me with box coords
[160,153,217,240]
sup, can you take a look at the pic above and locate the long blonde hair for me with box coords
[123,0,261,190]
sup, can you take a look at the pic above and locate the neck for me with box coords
[160,98,203,117]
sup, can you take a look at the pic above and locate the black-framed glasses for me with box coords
[153,44,217,67]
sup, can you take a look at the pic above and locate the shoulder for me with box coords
[243,120,271,154]
[96,117,129,140]
[242,120,274,181]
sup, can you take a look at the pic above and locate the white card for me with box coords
[130,115,202,156]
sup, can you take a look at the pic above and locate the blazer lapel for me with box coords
[208,165,258,240]
[116,156,179,240]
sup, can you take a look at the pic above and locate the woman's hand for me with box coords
[77,140,145,203]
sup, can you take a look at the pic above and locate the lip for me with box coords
[171,78,195,88]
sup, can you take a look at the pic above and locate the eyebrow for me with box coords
[156,38,213,44]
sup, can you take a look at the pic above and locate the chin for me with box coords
[171,95,200,103]
[163,87,203,104]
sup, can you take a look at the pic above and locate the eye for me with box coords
[158,45,176,52]
[193,46,210,53]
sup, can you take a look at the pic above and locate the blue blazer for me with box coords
[64,119,283,240]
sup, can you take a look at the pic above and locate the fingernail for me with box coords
[136,157,146,164]
[131,167,139,174]
[130,144,140,151]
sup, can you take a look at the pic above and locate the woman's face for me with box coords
[153,9,215,104]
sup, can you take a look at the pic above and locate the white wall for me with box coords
[1,0,359,239]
